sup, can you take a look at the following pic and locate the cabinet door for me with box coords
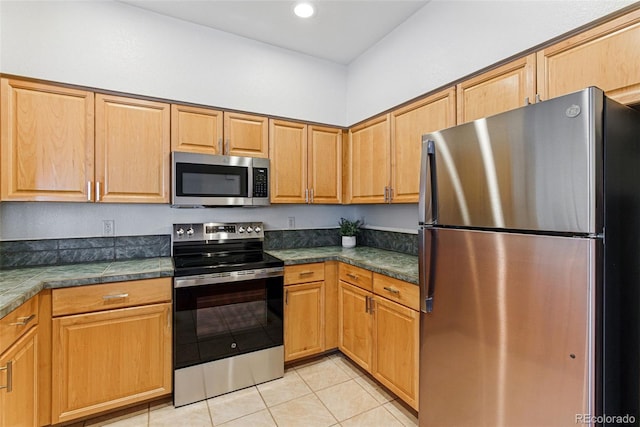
[95,94,170,203]
[0,326,38,427]
[171,104,224,154]
[269,119,307,203]
[224,112,269,158]
[457,54,536,124]
[338,281,372,371]
[390,88,456,203]
[308,125,342,204]
[347,115,390,203]
[537,9,640,105]
[52,303,172,424]
[372,297,419,410]
[284,282,325,361]
[0,78,94,202]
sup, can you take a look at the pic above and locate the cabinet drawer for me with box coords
[339,263,373,291]
[52,278,172,317]
[285,263,325,285]
[373,273,420,311]
[0,295,39,355]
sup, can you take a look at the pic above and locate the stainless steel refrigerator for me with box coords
[418,87,640,426]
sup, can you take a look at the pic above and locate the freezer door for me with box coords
[422,87,603,234]
[419,228,595,427]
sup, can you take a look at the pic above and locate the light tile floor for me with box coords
[69,353,419,427]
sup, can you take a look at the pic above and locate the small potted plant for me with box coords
[339,217,362,248]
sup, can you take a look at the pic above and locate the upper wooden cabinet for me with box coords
[537,9,640,106]
[224,111,269,158]
[269,119,342,204]
[457,54,536,124]
[171,104,223,155]
[95,94,170,203]
[1,78,95,202]
[346,88,455,204]
[346,115,391,204]
[171,105,269,157]
[0,78,170,203]
[390,88,456,203]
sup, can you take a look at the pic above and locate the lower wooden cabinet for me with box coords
[284,281,325,361]
[337,263,419,410]
[338,281,373,371]
[0,326,38,427]
[51,278,172,424]
[372,296,419,410]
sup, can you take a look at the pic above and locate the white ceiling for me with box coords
[119,0,429,64]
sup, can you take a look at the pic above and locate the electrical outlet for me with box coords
[287,217,295,229]
[103,220,115,236]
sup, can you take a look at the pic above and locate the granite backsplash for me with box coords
[0,235,170,269]
[0,228,417,269]
[264,228,417,256]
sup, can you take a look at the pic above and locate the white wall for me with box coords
[0,202,357,240]
[346,0,635,124]
[0,0,636,240]
[0,0,347,125]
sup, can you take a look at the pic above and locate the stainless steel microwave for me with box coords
[171,152,270,207]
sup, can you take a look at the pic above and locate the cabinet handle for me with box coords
[535,94,541,103]
[299,271,314,276]
[346,273,358,280]
[388,187,393,203]
[225,139,230,154]
[102,293,129,300]
[10,314,36,327]
[87,181,93,202]
[305,188,309,203]
[310,188,314,204]
[96,181,101,202]
[365,295,370,313]
[383,286,400,295]
[285,289,289,305]
[0,361,12,392]
[383,186,388,203]
[218,138,223,154]
[524,97,530,105]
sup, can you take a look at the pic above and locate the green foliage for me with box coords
[339,217,363,236]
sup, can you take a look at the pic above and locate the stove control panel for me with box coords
[172,222,265,241]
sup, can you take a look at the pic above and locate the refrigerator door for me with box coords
[422,87,603,234]
[419,228,596,427]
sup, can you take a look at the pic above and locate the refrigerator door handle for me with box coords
[419,136,438,225]
[419,227,437,313]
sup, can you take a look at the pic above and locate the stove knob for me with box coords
[238,226,245,233]
[246,226,254,233]
[176,228,185,237]
[254,226,262,233]
[186,227,194,236]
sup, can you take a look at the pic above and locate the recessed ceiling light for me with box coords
[294,2,315,18]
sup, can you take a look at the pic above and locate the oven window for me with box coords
[173,277,283,369]
[176,163,248,197]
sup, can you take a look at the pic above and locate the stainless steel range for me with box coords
[172,222,284,407]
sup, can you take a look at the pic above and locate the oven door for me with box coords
[173,274,284,370]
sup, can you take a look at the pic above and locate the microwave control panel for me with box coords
[253,168,269,198]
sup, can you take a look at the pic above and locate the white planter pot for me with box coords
[342,236,356,248]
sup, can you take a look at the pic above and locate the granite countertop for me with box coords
[266,246,419,285]
[0,246,417,320]
[0,257,174,319]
